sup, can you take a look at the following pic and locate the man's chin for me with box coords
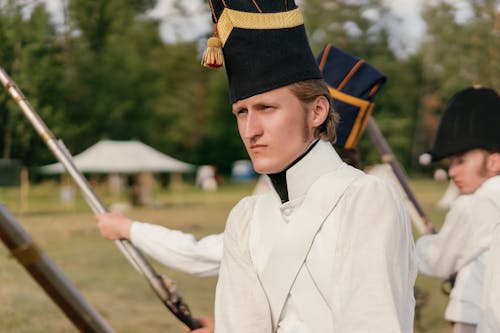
[252,161,277,175]
[457,186,473,195]
[252,165,268,174]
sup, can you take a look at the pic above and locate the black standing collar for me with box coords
[268,140,319,203]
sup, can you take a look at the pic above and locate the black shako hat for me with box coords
[317,44,387,149]
[204,0,322,103]
[428,86,500,161]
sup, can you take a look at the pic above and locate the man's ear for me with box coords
[310,95,329,127]
[487,152,500,175]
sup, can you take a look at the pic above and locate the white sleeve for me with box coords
[477,225,500,333]
[130,222,223,277]
[415,195,497,279]
[337,176,417,333]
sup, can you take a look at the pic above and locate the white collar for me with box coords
[284,140,345,201]
[478,175,500,194]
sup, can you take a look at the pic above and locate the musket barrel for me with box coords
[0,69,105,214]
[0,204,115,333]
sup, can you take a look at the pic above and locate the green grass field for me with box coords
[0,177,452,332]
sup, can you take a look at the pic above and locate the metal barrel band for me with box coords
[10,241,42,266]
[4,81,15,89]
[382,153,395,163]
[40,131,54,144]
[14,94,23,103]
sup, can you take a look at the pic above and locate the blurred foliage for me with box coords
[0,0,499,176]
[414,0,500,166]
[302,0,423,169]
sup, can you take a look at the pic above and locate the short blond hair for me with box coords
[288,79,339,143]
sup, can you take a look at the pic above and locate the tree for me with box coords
[0,1,65,166]
[417,0,500,158]
[301,0,423,170]
[194,69,247,174]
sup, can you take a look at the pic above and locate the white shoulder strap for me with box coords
[292,266,334,331]
[258,166,362,330]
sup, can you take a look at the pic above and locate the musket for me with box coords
[365,117,434,235]
[0,68,201,330]
[0,204,115,333]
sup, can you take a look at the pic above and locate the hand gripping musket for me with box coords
[0,68,201,330]
[0,204,115,333]
[317,44,432,235]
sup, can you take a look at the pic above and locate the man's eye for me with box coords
[450,157,464,167]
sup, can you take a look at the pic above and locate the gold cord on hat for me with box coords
[202,0,300,68]
[202,0,227,68]
[202,24,224,68]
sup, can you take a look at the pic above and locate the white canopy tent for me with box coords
[39,140,195,174]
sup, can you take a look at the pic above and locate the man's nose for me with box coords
[242,112,262,140]
[448,164,457,178]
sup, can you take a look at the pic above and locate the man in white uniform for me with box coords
[98,1,417,331]
[196,1,416,332]
[415,87,500,333]
[96,43,392,282]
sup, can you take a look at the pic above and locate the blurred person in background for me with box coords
[415,86,500,333]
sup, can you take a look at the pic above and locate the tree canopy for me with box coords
[0,0,498,175]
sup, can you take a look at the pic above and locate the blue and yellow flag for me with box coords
[317,44,387,149]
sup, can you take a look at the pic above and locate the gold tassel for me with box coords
[202,36,224,68]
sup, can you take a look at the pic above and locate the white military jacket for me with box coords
[215,140,417,333]
[416,175,500,325]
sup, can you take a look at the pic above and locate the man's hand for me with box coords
[96,212,132,240]
[425,222,436,235]
[186,317,214,333]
